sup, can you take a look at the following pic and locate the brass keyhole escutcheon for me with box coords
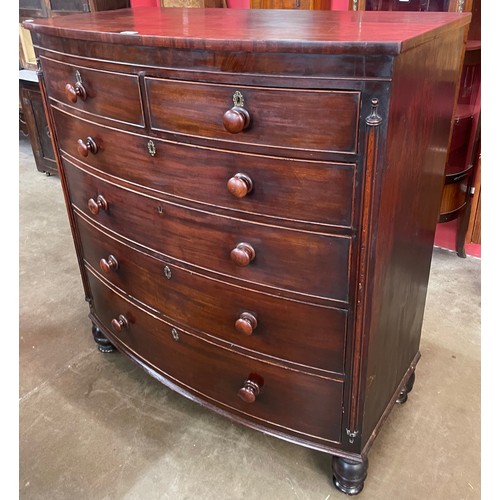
[232,91,244,108]
[164,265,172,279]
[171,328,179,341]
[147,140,156,157]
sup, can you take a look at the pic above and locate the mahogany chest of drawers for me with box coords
[24,8,469,494]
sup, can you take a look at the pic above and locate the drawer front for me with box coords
[146,78,360,154]
[52,107,355,228]
[65,160,351,301]
[41,56,144,126]
[88,270,344,444]
[77,215,347,374]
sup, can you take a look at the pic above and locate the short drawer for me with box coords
[64,159,351,302]
[77,214,347,374]
[145,77,360,154]
[41,56,144,126]
[52,107,355,229]
[88,270,344,445]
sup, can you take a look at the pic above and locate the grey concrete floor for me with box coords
[19,136,481,499]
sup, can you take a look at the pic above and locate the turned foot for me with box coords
[396,371,416,404]
[332,456,368,495]
[91,324,115,353]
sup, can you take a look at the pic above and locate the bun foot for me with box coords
[332,456,368,495]
[91,324,115,353]
[396,371,416,404]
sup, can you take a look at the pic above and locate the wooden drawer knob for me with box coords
[230,242,255,267]
[65,82,87,103]
[223,106,251,134]
[77,137,98,157]
[235,312,258,336]
[111,314,129,332]
[99,255,119,273]
[238,373,264,403]
[227,173,253,198]
[87,194,108,215]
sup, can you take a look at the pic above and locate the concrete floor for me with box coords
[19,136,481,499]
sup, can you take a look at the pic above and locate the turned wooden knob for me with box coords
[77,137,98,157]
[111,314,128,332]
[223,106,251,134]
[87,194,108,215]
[238,373,264,403]
[227,173,253,198]
[230,242,255,267]
[235,312,258,336]
[99,255,119,273]
[65,82,87,103]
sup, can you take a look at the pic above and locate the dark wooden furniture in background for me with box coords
[19,69,58,175]
[19,1,130,176]
[251,0,331,9]
[24,8,469,494]
[353,0,481,257]
[456,117,480,252]
[349,0,472,11]
[159,0,225,7]
[19,0,130,19]
[157,0,224,7]
[466,156,481,244]
[441,0,480,256]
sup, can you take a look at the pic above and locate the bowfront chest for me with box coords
[25,8,469,494]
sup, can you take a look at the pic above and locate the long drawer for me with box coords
[41,56,144,126]
[77,214,347,374]
[64,158,351,302]
[52,107,356,229]
[145,77,360,154]
[87,269,344,445]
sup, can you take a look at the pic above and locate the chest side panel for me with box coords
[359,26,467,448]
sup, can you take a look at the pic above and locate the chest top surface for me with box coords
[24,7,469,55]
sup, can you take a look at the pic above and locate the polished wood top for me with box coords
[24,7,469,55]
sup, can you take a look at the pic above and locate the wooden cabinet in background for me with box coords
[19,1,131,71]
[19,1,130,177]
[159,0,224,7]
[19,70,57,175]
[353,0,481,256]
[437,0,480,256]
[251,0,331,9]
[349,0,473,10]
[19,0,49,19]
[19,0,130,19]
[467,157,481,244]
